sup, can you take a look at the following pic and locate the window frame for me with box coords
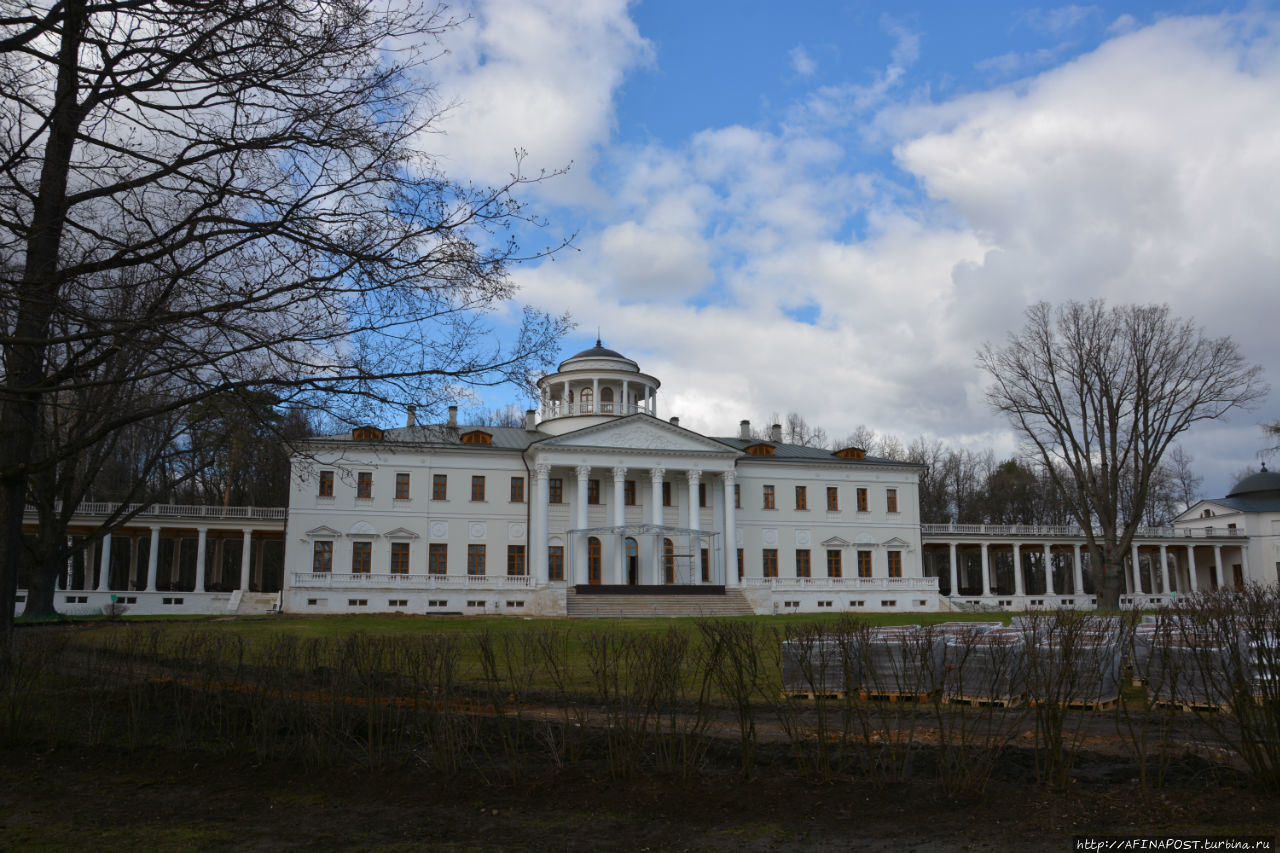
[826,486,838,511]
[762,484,775,510]
[795,485,807,511]
[826,549,842,578]
[428,543,447,575]
[510,476,525,503]
[856,487,868,512]
[507,544,526,576]
[549,478,563,504]
[548,546,564,581]
[663,538,675,583]
[887,488,898,514]
[857,550,872,578]
[389,541,410,574]
[698,482,707,508]
[351,541,372,574]
[394,472,410,500]
[588,537,602,583]
[356,471,373,500]
[762,548,778,578]
[317,470,334,498]
[795,548,811,578]
[624,480,636,506]
[467,544,486,576]
[471,475,486,502]
[662,481,672,507]
[432,474,447,501]
[587,478,600,505]
[888,550,902,578]
[312,540,333,573]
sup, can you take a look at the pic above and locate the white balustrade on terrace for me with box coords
[920,523,1244,539]
[740,576,939,591]
[24,501,286,521]
[292,573,536,589]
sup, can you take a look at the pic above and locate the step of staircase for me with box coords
[565,588,755,619]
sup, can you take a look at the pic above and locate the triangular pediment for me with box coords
[1174,500,1241,524]
[384,527,419,539]
[883,536,911,548]
[821,536,851,548]
[304,525,341,538]
[537,415,739,455]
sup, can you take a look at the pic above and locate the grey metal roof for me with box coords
[1227,468,1280,499]
[1209,495,1280,514]
[307,424,537,451]
[710,437,923,467]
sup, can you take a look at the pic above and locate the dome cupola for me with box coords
[535,338,661,435]
[1226,463,1280,499]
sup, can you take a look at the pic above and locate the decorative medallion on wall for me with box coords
[429,521,448,539]
[762,528,778,546]
[469,522,488,540]
[509,523,526,540]
[795,530,811,547]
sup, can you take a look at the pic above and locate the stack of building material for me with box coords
[1130,621,1161,683]
[1028,636,1122,707]
[943,629,1025,704]
[1245,632,1280,701]
[933,621,1002,638]
[1147,629,1239,708]
[857,626,943,698]
[781,635,855,695]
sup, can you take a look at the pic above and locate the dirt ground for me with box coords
[1,743,1276,852]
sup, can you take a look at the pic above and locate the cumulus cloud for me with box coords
[790,45,817,76]
[420,0,652,203]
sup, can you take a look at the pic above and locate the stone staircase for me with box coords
[566,587,755,619]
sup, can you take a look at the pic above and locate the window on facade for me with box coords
[857,550,872,578]
[699,482,707,507]
[663,538,675,583]
[548,546,564,581]
[624,480,636,505]
[510,476,525,503]
[549,478,563,503]
[763,485,775,510]
[356,472,373,499]
[428,543,447,575]
[351,541,372,573]
[507,545,526,576]
[856,487,868,512]
[888,550,902,578]
[460,430,492,444]
[471,475,485,502]
[588,537,601,584]
[826,550,842,578]
[433,474,447,501]
[662,481,672,507]
[467,544,486,576]
[312,541,333,573]
[734,483,740,509]
[762,549,778,578]
[600,387,614,413]
[587,479,600,505]
[701,548,710,582]
[795,549,811,578]
[795,486,807,510]
[318,471,334,498]
[887,488,898,513]
[394,473,410,500]
[390,542,409,574]
[580,387,593,414]
[826,487,838,511]
[737,549,744,580]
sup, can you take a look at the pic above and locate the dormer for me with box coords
[352,425,384,440]
[460,429,493,445]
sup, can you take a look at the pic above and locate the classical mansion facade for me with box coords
[283,342,931,616]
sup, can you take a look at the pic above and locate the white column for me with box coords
[1213,544,1225,589]
[575,465,590,583]
[533,464,550,582]
[649,387,657,418]
[1072,543,1084,596]
[194,528,208,592]
[1186,544,1198,593]
[612,466,627,584]
[562,379,570,415]
[622,380,630,414]
[1131,543,1142,595]
[146,526,161,593]
[1012,543,1024,596]
[127,536,139,590]
[650,467,665,582]
[686,470,701,583]
[980,542,990,597]
[63,536,74,590]
[722,472,737,586]
[239,529,253,592]
[1239,544,1249,587]
[97,533,112,592]
[591,378,599,414]
[948,542,959,596]
[1043,544,1055,596]
[1159,544,1170,594]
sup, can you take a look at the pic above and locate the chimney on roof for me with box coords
[406,405,417,428]
[669,416,679,427]
[525,409,537,431]
[739,420,750,440]
[447,405,458,427]
[771,423,782,443]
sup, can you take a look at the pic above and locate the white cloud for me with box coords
[1023,5,1100,35]
[420,0,652,204]
[790,45,817,76]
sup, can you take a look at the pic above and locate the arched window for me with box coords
[588,536,602,584]
[663,538,674,584]
[580,387,593,414]
[600,387,614,413]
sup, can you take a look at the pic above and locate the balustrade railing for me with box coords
[920,523,1245,539]
[24,501,286,522]
[292,572,535,589]
[739,576,939,591]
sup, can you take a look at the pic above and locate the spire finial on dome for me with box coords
[596,329,601,347]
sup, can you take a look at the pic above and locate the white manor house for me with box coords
[21,343,1277,617]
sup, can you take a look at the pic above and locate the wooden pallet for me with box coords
[946,694,1024,708]
[858,689,938,704]
[1029,696,1120,712]
[1153,699,1231,714]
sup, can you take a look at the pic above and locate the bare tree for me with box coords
[0,1,569,635]
[979,301,1265,608]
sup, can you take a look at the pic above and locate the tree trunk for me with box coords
[1096,560,1126,610]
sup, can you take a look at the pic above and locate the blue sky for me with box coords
[416,0,1280,499]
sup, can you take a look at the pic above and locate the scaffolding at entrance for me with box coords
[566,523,722,586]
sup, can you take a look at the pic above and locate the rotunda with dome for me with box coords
[535,339,662,435]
